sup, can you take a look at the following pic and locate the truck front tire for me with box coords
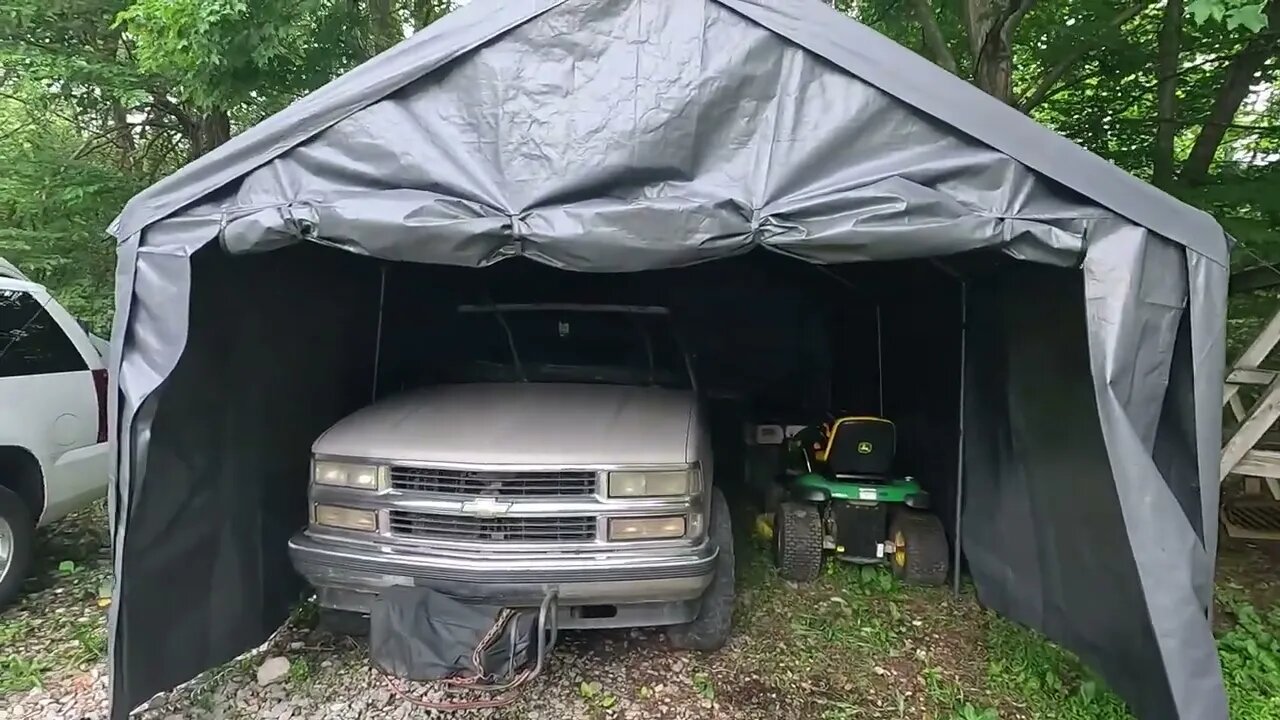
[0,485,35,609]
[667,487,734,651]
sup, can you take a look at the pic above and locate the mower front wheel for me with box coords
[775,502,823,583]
[889,510,949,586]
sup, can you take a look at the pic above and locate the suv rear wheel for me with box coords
[667,487,734,651]
[0,485,34,608]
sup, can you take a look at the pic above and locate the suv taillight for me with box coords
[92,368,108,443]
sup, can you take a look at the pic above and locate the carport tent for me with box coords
[104,0,1230,718]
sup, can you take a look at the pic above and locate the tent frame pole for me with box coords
[952,281,967,596]
[371,264,387,402]
[876,303,885,415]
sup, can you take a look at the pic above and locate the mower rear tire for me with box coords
[775,501,823,583]
[889,510,949,586]
[668,487,734,652]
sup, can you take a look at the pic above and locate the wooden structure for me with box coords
[1222,306,1280,539]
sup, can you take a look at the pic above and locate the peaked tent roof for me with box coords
[108,0,1228,267]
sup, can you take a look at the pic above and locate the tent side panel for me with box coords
[962,264,1175,717]
[1083,229,1226,720]
[1187,251,1228,606]
[112,244,382,715]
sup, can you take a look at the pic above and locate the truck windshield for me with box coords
[448,306,693,389]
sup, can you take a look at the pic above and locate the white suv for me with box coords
[0,259,110,607]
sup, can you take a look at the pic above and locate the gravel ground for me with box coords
[2,505,1273,720]
[0,503,982,720]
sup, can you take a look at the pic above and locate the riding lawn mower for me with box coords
[769,416,950,585]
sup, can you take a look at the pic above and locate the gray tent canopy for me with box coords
[105,0,1229,718]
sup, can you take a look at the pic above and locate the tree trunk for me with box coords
[1153,0,1182,188]
[1182,0,1280,183]
[110,100,136,170]
[368,0,400,53]
[187,109,231,160]
[411,0,440,30]
[910,0,959,74]
[965,0,1036,102]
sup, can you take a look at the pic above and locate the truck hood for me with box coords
[314,383,696,465]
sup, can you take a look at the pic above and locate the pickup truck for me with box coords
[288,303,734,650]
[0,258,110,607]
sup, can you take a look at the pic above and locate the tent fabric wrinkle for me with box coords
[105,0,1230,718]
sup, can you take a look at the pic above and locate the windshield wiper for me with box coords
[491,307,526,382]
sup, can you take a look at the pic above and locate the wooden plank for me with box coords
[1237,307,1280,370]
[1231,450,1280,478]
[1222,375,1280,481]
[1230,393,1248,421]
[1230,266,1280,295]
[1225,383,1242,408]
[1228,368,1278,385]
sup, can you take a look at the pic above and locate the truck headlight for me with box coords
[313,504,378,532]
[607,469,699,498]
[608,516,686,541]
[313,461,383,490]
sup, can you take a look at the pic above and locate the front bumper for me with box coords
[288,531,718,608]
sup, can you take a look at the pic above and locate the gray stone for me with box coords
[257,656,291,687]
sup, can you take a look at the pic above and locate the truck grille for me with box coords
[388,510,598,543]
[389,467,597,497]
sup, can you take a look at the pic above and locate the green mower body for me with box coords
[790,472,927,506]
[771,417,950,586]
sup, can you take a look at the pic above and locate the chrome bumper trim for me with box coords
[288,531,717,585]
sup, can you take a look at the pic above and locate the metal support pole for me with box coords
[876,304,885,415]
[952,282,967,596]
[371,264,387,402]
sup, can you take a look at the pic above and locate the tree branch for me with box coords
[1182,0,1280,183]
[1114,117,1280,132]
[1016,0,1154,113]
[909,0,959,74]
[1154,0,1183,188]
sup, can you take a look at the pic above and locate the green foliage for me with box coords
[0,93,138,333]
[1217,598,1280,719]
[982,619,1133,719]
[1187,0,1270,30]
[115,0,369,114]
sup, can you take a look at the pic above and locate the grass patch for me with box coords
[0,654,50,693]
[1218,597,1280,720]
[979,619,1131,720]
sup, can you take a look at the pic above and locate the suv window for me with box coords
[0,289,87,377]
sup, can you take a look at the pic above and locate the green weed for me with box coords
[0,654,49,693]
[578,680,618,711]
[951,704,999,720]
[982,619,1131,720]
[287,656,313,687]
[691,671,715,701]
[70,621,107,666]
[1218,599,1280,720]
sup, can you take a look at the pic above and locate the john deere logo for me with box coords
[857,441,874,455]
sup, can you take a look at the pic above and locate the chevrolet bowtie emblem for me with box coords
[461,497,512,518]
